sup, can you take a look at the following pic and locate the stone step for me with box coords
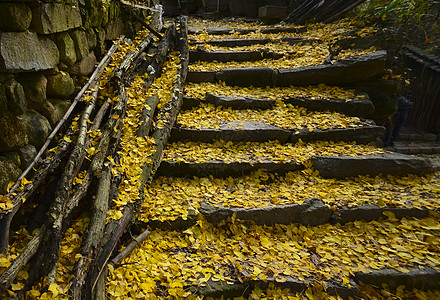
[187,51,387,86]
[171,121,384,144]
[189,37,318,48]
[312,153,434,178]
[183,92,375,117]
[188,26,306,36]
[158,160,303,178]
[388,141,440,155]
[189,49,283,63]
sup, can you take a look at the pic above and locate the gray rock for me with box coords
[189,50,265,63]
[4,78,27,115]
[18,73,47,107]
[158,159,303,178]
[95,29,106,57]
[208,38,272,47]
[0,114,28,152]
[284,94,375,118]
[56,32,77,66]
[216,67,275,87]
[70,30,89,61]
[105,19,124,41]
[70,52,97,75]
[1,151,21,167]
[86,29,97,50]
[32,2,82,34]
[312,153,433,179]
[274,51,387,86]
[0,3,32,32]
[186,71,216,83]
[205,93,275,109]
[0,156,21,194]
[354,267,440,290]
[0,85,6,112]
[192,279,248,298]
[331,204,429,224]
[0,31,59,72]
[36,100,57,126]
[46,72,75,98]
[200,198,331,226]
[289,125,385,145]
[18,144,37,170]
[18,109,52,149]
[171,121,291,143]
[48,98,71,125]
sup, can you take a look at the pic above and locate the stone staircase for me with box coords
[113,19,440,299]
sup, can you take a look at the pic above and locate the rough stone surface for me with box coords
[56,32,77,66]
[192,280,248,298]
[0,85,6,112]
[354,267,440,290]
[46,73,75,98]
[274,51,387,86]
[216,67,275,87]
[205,93,275,109]
[4,78,27,115]
[207,38,272,47]
[189,50,265,63]
[171,121,290,143]
[158,160,303,178]
[48,98,71,126]
[200,198,331,226]
[312,153,433,178]
[186,71,216,83]
[289,125,385,145]
[0,3,32,32]
[32,2,82,34]
[0,31,59,72]
[105,19,124,41]
[0,156,21,194]
[0,113,28,152]
[284,95,375,117]
[69,30,89,61]
[18,144,37,170]
[18,73,47,106]
[18,109,52,149]
[331,204,429,224]
[2,151,21,167]
[70,52,97,75]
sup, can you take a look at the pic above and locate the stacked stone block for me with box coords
[0,0,148,193]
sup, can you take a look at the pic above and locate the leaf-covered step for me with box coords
[184,81,374,116]
[171,121,384,144]
[188,26,306,36]
[139,169,440,225]
[110,215,440,298]
[187,51,386,87]
[159,140,386,177]
[173,102,383,144]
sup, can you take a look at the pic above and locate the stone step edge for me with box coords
[170,123,385,145]
[189,267,440,299]
[186,51,387,87]
[139,200,431,231]
[182,93,375,117]
[188,37,320,48]
[189,49,283,63]
[188,26,307,36]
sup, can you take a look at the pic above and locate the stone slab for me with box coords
[200,198,331,226]
[284,95,374,117]
[171,121,291,143]
[189,50,265,63]
[354,267,440,290]
[281,37,321,45]
[0,31,59,72]
[331,205,429,224]
[289,125,385,145]
[188,26,305,35]
[312,153,433,179]
[274,51,387,86]
[32,2,82,34]
[186,71,216,83]
[207,38,272,47]
[158,160,303,178]
[216,67,275,87]
[205,93,275,109]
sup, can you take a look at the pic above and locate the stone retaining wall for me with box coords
[0,0,150,190]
